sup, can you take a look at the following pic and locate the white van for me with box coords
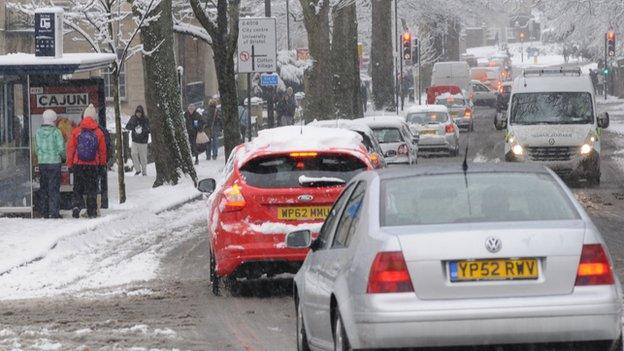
[431,61,470,92]
[504,68,610,185]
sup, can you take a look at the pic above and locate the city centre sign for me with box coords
[237,18,277,73]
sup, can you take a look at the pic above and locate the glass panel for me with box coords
[0,148,32,208]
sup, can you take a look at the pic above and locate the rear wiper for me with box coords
[298,175,346,187]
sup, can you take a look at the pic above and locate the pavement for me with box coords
[0,105,623,350]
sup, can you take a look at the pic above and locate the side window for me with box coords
[317,183,356,250]
[332,182,366,248]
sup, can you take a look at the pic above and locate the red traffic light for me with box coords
[402,32,412,43]
[608,31,616,41]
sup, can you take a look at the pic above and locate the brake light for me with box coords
[397,144,409,155]
[367,252,414,294]
[445,124,456,134]
[369,152,381,168]
[575,244,614,286]
[464,108,472,118]
[222,184,246,211]
[290,152,318,158]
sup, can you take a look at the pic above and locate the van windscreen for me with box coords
[510,92,593,125]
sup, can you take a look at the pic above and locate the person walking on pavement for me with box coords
[185,104,204,165]
[238,101,250,141]
[277,87,297,126]
[125,105,150,176]
[67,104,107,219]
[204,99,223,160]
[36,109,65,219]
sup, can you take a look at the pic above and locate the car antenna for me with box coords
[462,134,473,215]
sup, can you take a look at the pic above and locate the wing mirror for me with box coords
[198,178,217,194]
[412,132,420,145]
[285,230,312,249]
[598,112,610,129]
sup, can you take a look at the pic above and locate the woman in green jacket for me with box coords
[36,109,66,218]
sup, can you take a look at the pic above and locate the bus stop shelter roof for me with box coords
[0,53,116,75]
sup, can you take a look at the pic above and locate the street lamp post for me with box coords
[520,32,525,64]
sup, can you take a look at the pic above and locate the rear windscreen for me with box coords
[240,154,367,188]
[407,112,449,124]
[380,172,579,226]
[372,128,403,143]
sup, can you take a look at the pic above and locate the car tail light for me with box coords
[222,184,246,211]
[369,152,381,168]
[464,108,472,118]
[445,124,456,134]
[575,244,614,286]
[367,252,414,294]
[397,144,409,156]
[290,152,318,158]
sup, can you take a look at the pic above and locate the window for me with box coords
[317,183,356,250]
[406,112,449,125]
[332,182,366,248]
[380,172,580,227]
[510,92,593,125]
[372,128,403,143]
[103,63,127,101]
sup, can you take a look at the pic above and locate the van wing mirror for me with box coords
[598,112,610,129]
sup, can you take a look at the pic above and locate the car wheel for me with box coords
[333,310,352,351]
[296,298,311,351]
[210,250,220,296]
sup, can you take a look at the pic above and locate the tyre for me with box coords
[587,169,601,187]
[296,297,311,351]
[210,249,220,296]
[333,310,352,351]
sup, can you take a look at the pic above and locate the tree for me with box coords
[331,1,362,119]
[134,0,197,187]
[370,0,395,110]
[298,0,335,122]
[190,0,241,159]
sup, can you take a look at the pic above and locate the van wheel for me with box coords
[587,170,601,187]
[333,310,352,351]
[210,250,220,296]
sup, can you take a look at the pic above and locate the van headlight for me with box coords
[580,133,597,155]
[512,144,524,155]
[580,144,592,155]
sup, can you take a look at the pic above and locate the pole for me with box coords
[394,0,399,113]
[247,73,252,141]
[418,43,422,105]
[286,0,291,50]
[265,0,275,128]
[400,37,404,111]
[605,32,608,100]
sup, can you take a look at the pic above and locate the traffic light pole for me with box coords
[400,38,404,111]
[418,43,422,105]
[605,32,608,100]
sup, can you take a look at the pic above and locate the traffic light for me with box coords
[607,31,616,57]
[604,67,609,75]
[402,32,412,64]
[413,38,419,64]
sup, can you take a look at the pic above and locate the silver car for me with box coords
[435,93,474,132]
[354,116,418,165]
[287,163,622,351]
[404,105,459,156]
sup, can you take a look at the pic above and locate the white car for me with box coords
[404,105,459,156]
[354,116,418,165]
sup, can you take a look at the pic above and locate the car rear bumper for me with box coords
[418,135,455,152]
[349,286,622,349]
[385,155,411,164]
[453,118,473,130]
[214,224,316,277]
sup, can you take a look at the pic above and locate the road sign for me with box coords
[35,8,64,58]
[237,18,277,73]
[260,73,279,87]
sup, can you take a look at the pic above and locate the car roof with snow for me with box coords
[405,105,449,114]
[353,116,407,129]
[235,126,367,166]
[513,69,593,94]
[436,92,466,100]
[308,119,375,135]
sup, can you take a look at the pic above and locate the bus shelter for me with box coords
[0,53,115,216]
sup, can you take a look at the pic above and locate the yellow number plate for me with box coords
[421,129,436,135]
[277,206,330,221]
[450,258,539,282]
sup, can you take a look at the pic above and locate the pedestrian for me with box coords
[36,109,65,219]
[277,87,297,126]
[238,101,250,141]
[204,99,223,160]
[185,104,204,165]
[360,82,368,113]
[67,104,107,219]
[125,105,150,176]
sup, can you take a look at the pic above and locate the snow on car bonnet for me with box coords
[237,126,364,166]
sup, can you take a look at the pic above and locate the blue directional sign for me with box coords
[260,73,279,87]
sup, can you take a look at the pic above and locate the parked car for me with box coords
[354,116,418,165]
[308,119,386,169]
[494,81,513,130]
[470,80,497,107]
[288,163,622,351]
[404,105,459,156]
[435,92,474,132]
[197,126,374,295]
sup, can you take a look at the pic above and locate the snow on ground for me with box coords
[0,155,224,300]
[467,41,573,68]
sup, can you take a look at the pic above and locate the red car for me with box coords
[197,126,374,295]
[426,85,462,104]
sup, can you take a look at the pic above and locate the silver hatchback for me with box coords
[287,164,622,351]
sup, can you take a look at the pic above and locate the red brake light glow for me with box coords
[575,244,614,286]
[464,108,472,118]
[397,144,409,156]
[290,152,318,158]
[367,252,414,294]
[445,124,456,134]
